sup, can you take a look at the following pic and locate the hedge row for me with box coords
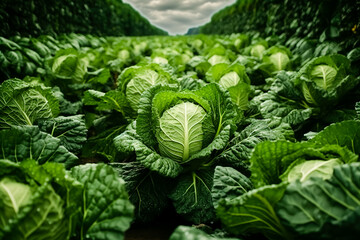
[200,0,359,51]
[0,0,167,37]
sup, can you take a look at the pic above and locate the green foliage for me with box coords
[37,115,87,154]
[169,169,215,224]
[212,166,253,208]
[70,163,134,240]
[310,120,360,154]
[0,126,78,168]
[117,64,174,112]
[205,62,251,110]
[113,162,173,222]
[279,158,342,182]
[215,118,294,171]
[83,89,133,117]
[0,26,359,239]
[114,83,237,222]
[251,71,314,127]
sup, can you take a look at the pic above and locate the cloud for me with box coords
[123,0,236,35]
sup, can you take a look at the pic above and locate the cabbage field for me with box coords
[0,29,360,240]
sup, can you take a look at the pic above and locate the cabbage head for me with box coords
[114,83,237,177]
[295,54,359,107]
[156,102,206,162]
[117,63,174,112]
[259,46,292,74]
[206,62,251,110]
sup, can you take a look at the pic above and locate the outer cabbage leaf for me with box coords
[321,108,358,124]
[112,162,173,222]
[217,183,291,240]
[212,166,253,208]
[215,118,294,171]
[251,71,313,127]
[310,120,360,155]
[82,125,127,162]
[206,63,250,85]
[226,81,251,110]
[178,76,206,91]
[0,79,59,129]
[0,125,78,168]
[277,163,360,238]
[88,68,111,85]
[52,86,82,115]
[169,169,215,224]
[205,63,230,84]
[19,159,83,215]
[113,127,182,178]
[253,91,312,126]
[194,83,236,142]
[37,115,87,154]
[187,56,211,78]
[0,177,33,229]
[83,89,134,117]
[70,164,134,240]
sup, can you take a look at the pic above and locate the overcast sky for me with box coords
[122,0,236,35]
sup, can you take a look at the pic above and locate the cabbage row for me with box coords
[0,33,360,240]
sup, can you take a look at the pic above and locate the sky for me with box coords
[122,0,237,35]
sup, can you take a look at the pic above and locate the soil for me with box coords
[125,223,177,240]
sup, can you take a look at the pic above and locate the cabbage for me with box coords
[250,44,266,58]
[118,64,173,112]
[219,71,241,89]
[156,102,206,162]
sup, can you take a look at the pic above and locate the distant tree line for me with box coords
[0,0,168,37]
[200,0,359,51]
